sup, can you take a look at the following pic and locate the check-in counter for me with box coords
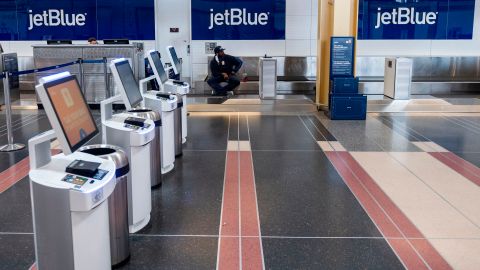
[33,43,145,104]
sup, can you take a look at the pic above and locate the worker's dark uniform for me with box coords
[208,55,243,95]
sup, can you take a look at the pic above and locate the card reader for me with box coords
[156,93,172,99]
[172,80,185,86]
[124,117,147,127]
[66,159,101,178]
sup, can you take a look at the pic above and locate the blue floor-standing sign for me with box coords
[328,37,367,120]
[330,37,355,78]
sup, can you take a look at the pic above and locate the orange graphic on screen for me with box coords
[47,79,96,147]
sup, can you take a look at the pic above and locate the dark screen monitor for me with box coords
[47,40,73,45]
[112,60,143,109]
[148,51,169,84]
[103,39,130,45]
[2,53,19,89]
[167,46,182,75]
[41,74,98,153]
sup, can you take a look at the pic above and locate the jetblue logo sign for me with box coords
[208,9,270,30]
[192,0,285,40]
[28,10,87,31]
[0,0,155,41]
[374,8,438,29]
[359,0,476,40]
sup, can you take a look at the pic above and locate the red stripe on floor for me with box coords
[325,153,403,238]
[217,147,264,270]
[339,153,423,238]
[338,152,452,270]
[217,151,240,270]
[29,263,36,270]
[326,151,452,270]
[240,151,263,270]
[430,152,480,186]
[0,150,62,194]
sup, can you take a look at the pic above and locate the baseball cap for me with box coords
[214,46,225,54]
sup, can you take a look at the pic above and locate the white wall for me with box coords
[155,0,191,77]
[357,0,480,57]
[189,0,318,82]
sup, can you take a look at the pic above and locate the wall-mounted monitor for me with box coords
[47,40,73,45]
[166,46,181,75]
[103,39,129,45]
[36,72,98,155]
[110,59,143,110]
[147,50,169,86]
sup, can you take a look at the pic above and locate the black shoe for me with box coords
[212,91,228,97]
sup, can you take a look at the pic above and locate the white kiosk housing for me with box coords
[114,58,177,174]
[102,59,157,233]
[30,72,116,270]
[148,50,189,143]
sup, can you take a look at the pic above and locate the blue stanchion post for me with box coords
[78,58,85,94]
[103,57,110,98]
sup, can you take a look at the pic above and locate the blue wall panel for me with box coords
[191,0,286,40]
[358,0,476,40]
[0,0,154,41]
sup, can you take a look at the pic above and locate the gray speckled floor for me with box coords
[2,110,479,269]
[316,113,421,152]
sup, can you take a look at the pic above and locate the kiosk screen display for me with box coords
[44,75,98,153]
[47,40,73,45]
[114,60,143,108]
[169,47,182,75]
[149,51,168,84]
[103,39,130,45]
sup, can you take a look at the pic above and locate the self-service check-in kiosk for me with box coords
[101,59,157,233]
[115,57,177,174]
[30,72,116,270]
[165,47,190,144]
[145,50,186,157]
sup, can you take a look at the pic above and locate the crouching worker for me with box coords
[208,46,243,96]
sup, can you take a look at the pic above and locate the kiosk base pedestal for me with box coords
[0,143,25,152]
[130,214,151,234]
[162,164,174,175]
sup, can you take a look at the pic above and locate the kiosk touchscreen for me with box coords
[147,51,169,86]
[110,59,143,110]
[166,46,182,76]
[30,72,115,270]
[38,73,98,154]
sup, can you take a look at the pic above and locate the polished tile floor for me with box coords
[0,109,480,269]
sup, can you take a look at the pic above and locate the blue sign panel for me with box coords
[358,0,476,40]
[330,37,355,78]
[191,0,286,40]
[0,0,154,41]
